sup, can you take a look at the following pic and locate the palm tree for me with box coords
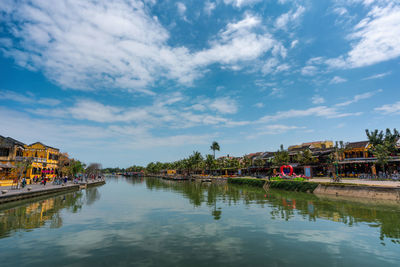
[189,151,203,174]
[205,154,215,174]
[210,141,220,159]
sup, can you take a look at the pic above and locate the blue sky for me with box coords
[0,0,400,167]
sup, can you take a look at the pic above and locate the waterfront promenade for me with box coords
[311,178,400,188]
[0,178,105,204]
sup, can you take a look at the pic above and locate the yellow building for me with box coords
[24,142,60,180]
[167,169,177,175]
[288,141,334,151]
[342,141,371,159]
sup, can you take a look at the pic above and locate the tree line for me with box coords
[120,128,399,176]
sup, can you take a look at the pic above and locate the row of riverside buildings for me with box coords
[241,140,400,177]
[0,135,60,185]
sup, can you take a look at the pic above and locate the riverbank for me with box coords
[227,177,400,201]
[0,179,105,204]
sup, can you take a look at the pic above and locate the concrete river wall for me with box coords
[314,184,400,201]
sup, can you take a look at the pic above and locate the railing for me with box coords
[342,156,400,162]
[342,157,376,162]
[15,156,25,161]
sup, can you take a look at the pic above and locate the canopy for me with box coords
[0,162,16,168]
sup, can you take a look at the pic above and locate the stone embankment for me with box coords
[313,184,400,201]
[147,174,228,183]
[227,178,400,201]
[0,179,105,204]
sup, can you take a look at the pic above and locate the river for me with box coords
[0,176,399,266]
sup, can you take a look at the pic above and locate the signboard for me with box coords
[304,166,312,178]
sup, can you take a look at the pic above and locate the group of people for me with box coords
[13,174,104,189]
[30,175,70,186]
[358,171,400,180]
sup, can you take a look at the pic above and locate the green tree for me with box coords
[205,154,216,174]
[242,156,252,168]
[85,163,102,176]
[14,158,32,182]
[296,149,317,165]
[253,158,265,168]
[189,151,203,174]
[366,128,399,174]
[272,144,289,166]
[329,141,346,178]
[69,159,85,177]
[210,141,220,159]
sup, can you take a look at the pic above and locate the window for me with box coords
[0,148,10,157]
[16,149,23,157]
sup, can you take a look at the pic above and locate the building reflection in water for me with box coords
[0,187,101,238]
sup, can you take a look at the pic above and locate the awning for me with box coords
[0,162,16,168]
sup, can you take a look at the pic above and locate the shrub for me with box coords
[270,176,283,181]
[292,177,307,181]
[269,181,319,193]
[227,178,265,187]
[228,178,319,193]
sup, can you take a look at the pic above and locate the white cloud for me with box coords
[269,87,284,98]
[204,1,216,16]
[254,102,264,108]
[290,40,299,48]
[335,89,381,107]
[374,101,400,114]
[0,107,215,160]
[223,0,262,8]
[275,5,305,30]
[258,106,362,123]
[327,2,400,69]
[333,7,348,16]
[190,103,207,111]
[209,97,238,114]
[27,93,244,130]
[0,90,61,106]
[247,124,304,139]
[301,65,318,76]
[311,95,325,104]
[0,1,284,94]
[362,71,392,80]
[262,58,290,75]
[330,76,347,84]
[177,2,186,16]
[191,14,286,73]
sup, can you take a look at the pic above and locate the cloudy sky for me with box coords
[0,0,399,167]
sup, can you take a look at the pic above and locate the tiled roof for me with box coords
[28,142,59,151]
[0,135,25,147]
[345,141,369,149]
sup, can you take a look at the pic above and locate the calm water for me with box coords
[1,176,400,266]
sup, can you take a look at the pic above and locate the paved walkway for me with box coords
[311,178,400,188]
[0,179,105,199]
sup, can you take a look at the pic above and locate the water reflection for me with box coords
[0,176,399,266]
[142,177,400,244]
[0,187,101,238]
